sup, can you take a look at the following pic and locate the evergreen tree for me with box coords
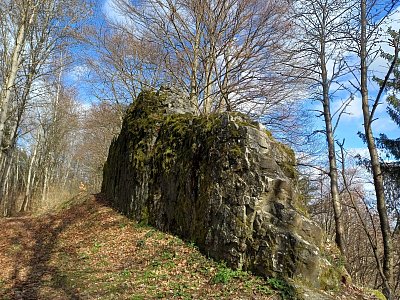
[375,29,400,234]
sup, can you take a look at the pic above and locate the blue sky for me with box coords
[329,7,400,155]
[68,0,400,158]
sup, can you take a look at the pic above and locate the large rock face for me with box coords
[102,89,344,292]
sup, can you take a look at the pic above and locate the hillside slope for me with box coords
[0,194,381,299]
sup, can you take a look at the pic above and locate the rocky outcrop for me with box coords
[102,89,346,294]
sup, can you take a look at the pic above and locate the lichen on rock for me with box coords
[101,89,346,297]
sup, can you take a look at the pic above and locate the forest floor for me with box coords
[0,193,383,300]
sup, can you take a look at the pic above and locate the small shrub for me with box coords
[161,250,175,260]
[187,241,198,250]
[137,240,146,248]
[130,296,145,300]
[120,269,132,278]
[78,252,89,260]
[91,242,102,253]
[119,222,128,228]
[144,229,155,238]
[267,278,296,300]
[212,263,246,284]
[256,284,273,295]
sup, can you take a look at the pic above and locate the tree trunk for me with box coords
[14,151,20,199]
[220,54,231,112]
[0,56,38,208]
[189,20,201,112]
[41,165,49,204]
[1,155,13,215]
[0,6,37,149]
[203,59,212,114]
[320,25,345,255]
[360,1,393,298]
[20,140,39,213]
[322,91,345,255]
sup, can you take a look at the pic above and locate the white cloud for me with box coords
[332,95,363,123]
[79,101,92,112]
[348,147,371,160]
[102,0,147,34]
[68,64,90,82]
[102,0,121,22]
[367,13,399,79]
[372,109,399,134]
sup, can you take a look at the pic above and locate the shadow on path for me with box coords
[1,194,101,300]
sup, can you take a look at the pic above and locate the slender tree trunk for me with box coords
[0,156,11,202]
[15,151,20,199]
[189,21,201,111]
[41,165,49,204]
[0,5,37,149]
[1,155,12,210]
[20,140,39,212]
[0,155,6,197]
[360,1,393,298]
[322,87,345,255]
[338,142,387,287]
[0,59,37,207]
[221,54,231,111]
[0,28,25,149]
[203,60,212,114]
[0,119,19,195]
[62,157,72,189]
[320,25,345,255]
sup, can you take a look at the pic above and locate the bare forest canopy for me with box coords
[0,0,400,299]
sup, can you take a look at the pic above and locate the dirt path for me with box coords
[0,194,281,300]
[0,195,107,299]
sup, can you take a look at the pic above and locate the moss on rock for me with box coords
[102,90,346,298]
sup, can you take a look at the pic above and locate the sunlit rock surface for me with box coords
[102,89,345,294]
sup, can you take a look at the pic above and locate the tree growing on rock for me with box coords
[111,0,301,116]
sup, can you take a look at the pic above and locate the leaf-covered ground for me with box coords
[0,194,382,299]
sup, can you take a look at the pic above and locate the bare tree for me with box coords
[82,24,166,118]
[112,0,300,116]
[306,146,400,296]
[289,0,357,255]
[18,77,83,213]
[76,102,122,191]
[0,0,38,151]
[0,0,91,214]
[338,141,390,293]
[346,1,400,298]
